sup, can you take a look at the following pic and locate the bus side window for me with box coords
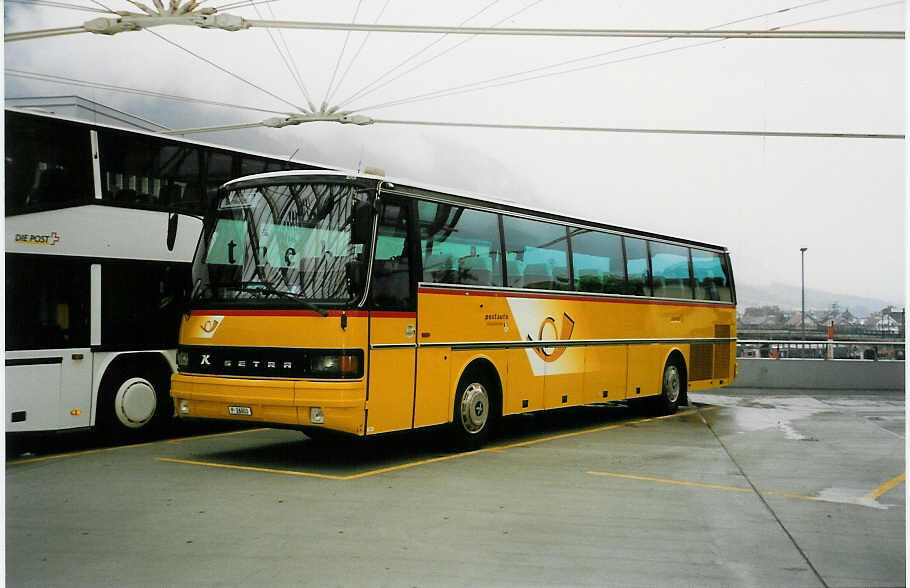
[416,200,502,287]
[569,229,625,294]
[649,241,693,299]
[371,200,413,310]
[692,249,733,302]
[502,216,570,291]
[624,237,651,296]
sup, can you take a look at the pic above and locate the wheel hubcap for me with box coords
[664,366,680,403]
[114,378,157,428]
[460,382,489,434]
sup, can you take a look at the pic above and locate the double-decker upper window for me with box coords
[5,111,94,214]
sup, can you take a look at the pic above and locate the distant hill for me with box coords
[736,283,901,317]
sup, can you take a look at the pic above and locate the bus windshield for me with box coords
[191,178,374,308]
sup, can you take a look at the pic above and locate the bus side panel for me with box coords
[506,349,544,415]
[6,349,92,432]
[413,347,451,428]
[627,344,664,399]
[582,346,628,403]
[544,349,584,409]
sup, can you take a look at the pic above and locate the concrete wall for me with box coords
[730,359,905,390]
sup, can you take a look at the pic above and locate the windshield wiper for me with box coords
[217,281,329,317]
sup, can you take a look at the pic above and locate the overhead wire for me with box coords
[144,28,307,113]
[5,0,111,14]
[264,1,316,111]
[323,0,365,109]
[336,0,502,110]
[324,0,393,106]
[349,0,900,114]
[336,0,545,110]
[251,0,316,111]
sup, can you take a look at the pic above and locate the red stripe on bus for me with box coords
[191,310,370,318]
[370,311,417,318]
[416,287,734,309]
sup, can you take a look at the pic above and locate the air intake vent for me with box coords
[714,324,732,379]
[690,344,713,381]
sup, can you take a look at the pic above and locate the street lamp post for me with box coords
[800,247,808,339]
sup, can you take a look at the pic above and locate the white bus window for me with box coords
[6,255,91,350]
[5,111,93,212]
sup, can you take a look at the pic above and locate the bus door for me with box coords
[365,197,417,435]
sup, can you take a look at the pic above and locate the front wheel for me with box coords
[649,361,683,416]
[451,374,494,450]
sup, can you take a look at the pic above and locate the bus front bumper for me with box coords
[171,374,366,435]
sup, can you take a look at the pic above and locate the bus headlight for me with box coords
[309,352,362,378]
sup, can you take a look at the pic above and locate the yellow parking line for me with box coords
[587,470,880,507]
[864,472,906,501]
[7,440,160,465]
[496,406,718,451]
[156,407,715,480]
[587,470,753,493]
[155,457,349,480]
[166,427,271,445]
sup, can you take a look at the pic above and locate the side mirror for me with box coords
[351,201,373,245]
[167,212,179,251]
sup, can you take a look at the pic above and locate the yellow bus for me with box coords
[172,170,736,448]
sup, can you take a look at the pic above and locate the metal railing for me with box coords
[737,339,905,361]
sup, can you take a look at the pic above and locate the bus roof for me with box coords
[223,169,730,252]
[4,106,339,173]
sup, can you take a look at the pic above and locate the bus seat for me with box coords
[459,256,492,286]
[524,263,554,290]
[577,268,603,293]
[424,253,456,283]
[505,259,524,288]
[553,266,570,290]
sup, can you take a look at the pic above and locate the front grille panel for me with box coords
[179,345,363,379]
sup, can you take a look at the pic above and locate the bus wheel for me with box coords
[452,373,493,450]
[98,366,170,441]
[650,360,683,416]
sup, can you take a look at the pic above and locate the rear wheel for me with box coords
[451,373,494,450]
[649,360,683,416]
[97,364,172,442]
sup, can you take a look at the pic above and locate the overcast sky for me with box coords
[4,1,905,307]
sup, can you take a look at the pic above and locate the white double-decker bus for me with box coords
[5,106,326,440]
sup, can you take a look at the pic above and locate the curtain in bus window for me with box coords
[417,201,502,287]
[503,216,570,291]
[5,112,93,212]
[624,237,650,296]
[650,242,693,299]
[569,229,625,294]
[5,254,90,350]
[691,249,733,302]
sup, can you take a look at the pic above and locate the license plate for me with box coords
[228,406,252,416]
